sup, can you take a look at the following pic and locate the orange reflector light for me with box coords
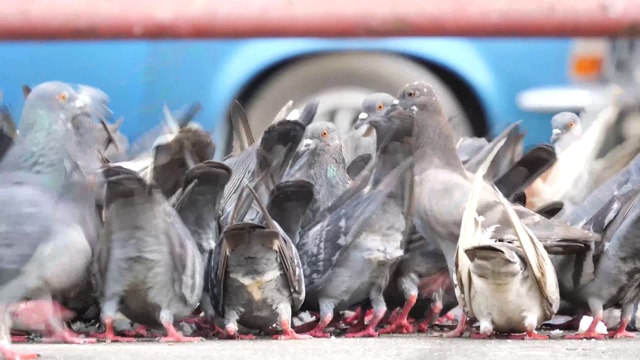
[572,56,603,79]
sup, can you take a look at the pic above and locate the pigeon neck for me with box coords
[371,141,411,202]
[0,116,71,190]
[413,110,466,175]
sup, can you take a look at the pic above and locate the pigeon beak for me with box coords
[300,138,315,151]
[550,129,562,143]
[354,112,369,130]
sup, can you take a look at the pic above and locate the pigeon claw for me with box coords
[563,331,605,340]
[345,320,367,334]
[345,308,385,338]
[220,326,255,340]
[608,317,636,339]
[379,295,417,335]
[0,346,40,360]
[607,327,636,339]
[344,328,379,338]
[301,314,333,338]
[341,307,362,327]
[564,314,605,340]
[609,330,636,339]
[508,331,549,340]
[91,317,137,343]
[442,315,467,338]
[470,332,494,339]
[304,329,331,338]
[157,321,203,342]
[273,320,312,340]
[378,319,414,335]
[417,321,430,333]
[120,324,149,338]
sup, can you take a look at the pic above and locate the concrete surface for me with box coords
[12,335,640,360]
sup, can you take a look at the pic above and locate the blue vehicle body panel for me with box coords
[0,37,572,153]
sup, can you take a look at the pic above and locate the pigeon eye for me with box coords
[57,92,68,102]
[568,122,574,128]
[321,130,329,138]
[407,90,415,97]
[376,104,384,111]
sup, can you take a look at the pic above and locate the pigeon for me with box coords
[525,101,621,211]
[550,112,583,154]
[283,121,352,230]
[0,81,101,359]
[346,153,373,180]
[454,140,559,340]
[563,153,640,224]
[493,144,557,203]
[355,101,552,335]
[342,93,396,164]
[557,184,640,339]
[461,121,525,181]
[125,102,202,162]
[351,106,433,335]
[94,167,204,342]
[295,116,414,338]
[380,224,454,334]
[456,137,488,164]
[174,160,232,331]
[150,126,217,199]
[221,100,317,225]
[211,180,312,340]
[63,85,115,174]
[0,104,16,161]
[96,117,129,162]
[395,81,600,337]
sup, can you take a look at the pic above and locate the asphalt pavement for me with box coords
[12,334,639,360]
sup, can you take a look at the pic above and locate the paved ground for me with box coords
[12,334,640,360]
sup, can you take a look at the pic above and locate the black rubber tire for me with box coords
[243,52,474,140]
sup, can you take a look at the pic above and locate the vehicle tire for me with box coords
[243,52,476,143]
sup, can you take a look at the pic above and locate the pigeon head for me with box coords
[19,81,82,135]
[296,121,343,157]
[396,81,438,111]
[354,92,396,129]
[550,112,582,152]
[356,106,416,149]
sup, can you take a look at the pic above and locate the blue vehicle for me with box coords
[0,37,613,157]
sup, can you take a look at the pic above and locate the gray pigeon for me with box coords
[221,101,317,226]
[564,153,640,224]
[0,104,16,161]
[343,93,396,164]
[460,121,525,181]
[392,81,600,337]
[550,112,582,153]
[95,167,204,342]
[295,120,414,338]
[211,180,312,340]
[283,121,352,231]
[0,82,100,359]
[174,160,232,332]
[125,102,202,162]
[64,85,115,174]
[151,126,216,199]
[96,117,129,162]
[456,137,488,164]
[346,153,373,180]
[556,184,640,339]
